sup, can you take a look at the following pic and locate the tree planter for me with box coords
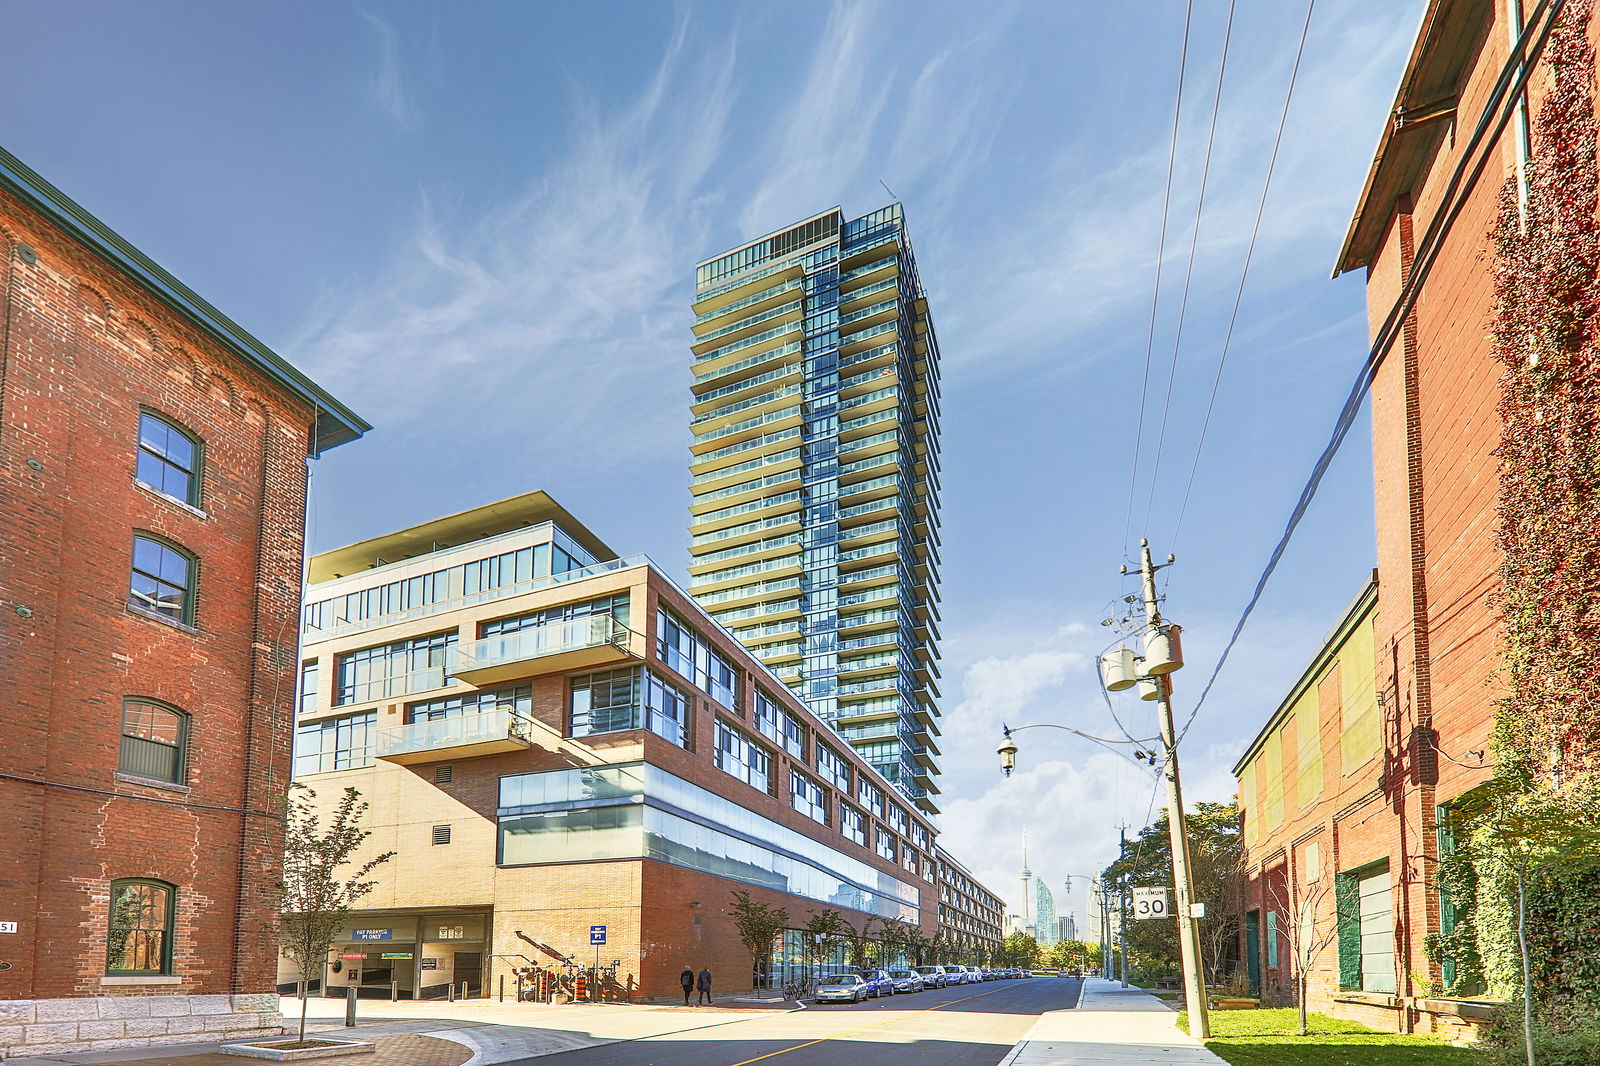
[220,1039,376,1060]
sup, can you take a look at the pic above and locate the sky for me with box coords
[4,0,1426,934]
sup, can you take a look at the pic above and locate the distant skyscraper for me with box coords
[1059,915,1077,943]
[1034,880,1059,947]
[687,205,943,813]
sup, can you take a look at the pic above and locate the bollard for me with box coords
[516,975,524,1002]
[498,975,504,1003]
[448,982,455,1002]
[459,981,469,1001]
[390,981,398,1002]
[345,986,357,1027]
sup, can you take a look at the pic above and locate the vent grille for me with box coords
[432,824,451,846]
[434,764,453,784]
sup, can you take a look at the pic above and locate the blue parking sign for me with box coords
[590,925,606,945]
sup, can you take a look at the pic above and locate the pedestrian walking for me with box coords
[680,965,694,1005]
[697,966,713,1005]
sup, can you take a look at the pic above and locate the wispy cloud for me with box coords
[362,11,419,129]
[290,17,739,481]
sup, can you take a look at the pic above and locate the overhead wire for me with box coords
[1142,0,1239,534]
[1170,0,1317,553]
[1173,0,1565,747]
[1122,0,1197,564]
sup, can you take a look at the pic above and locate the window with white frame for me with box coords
[658,608,738,707]
[857,778,885,818]
[790,770,828,825]
[910,821,929,851]
[753,688,781,744]
[715,720,771,792]
[887,804,909,835]
[817,744,852,792]
[875,828,896,862]
[780,709,806,758]
[840,803,866,846]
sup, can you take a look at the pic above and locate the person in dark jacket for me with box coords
[697,966,713,1004]
[680,965,694,1005]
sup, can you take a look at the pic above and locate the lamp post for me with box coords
[1100,540,1210,1038]
[1061,874,1110,980]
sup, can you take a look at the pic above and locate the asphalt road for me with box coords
[520,976,1084,1066]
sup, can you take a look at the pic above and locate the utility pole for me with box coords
[1118,826,1131,989]
[1135,539,1211,1038]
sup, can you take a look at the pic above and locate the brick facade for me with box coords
[1234,0,1600,1039]
[0,151,364,1055]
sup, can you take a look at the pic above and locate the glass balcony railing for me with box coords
[694,298,803,345]
[695,278,802,324]
[446,614,631,686]
[376,707,533,764]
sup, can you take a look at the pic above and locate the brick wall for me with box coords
[0,182,320,1015]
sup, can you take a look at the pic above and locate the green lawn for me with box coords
[1176,1008,1479,1066]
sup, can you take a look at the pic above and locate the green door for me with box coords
[1244,911,1261,996]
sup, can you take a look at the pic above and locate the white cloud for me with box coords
[290,18,740,474]
[362,11,419,129]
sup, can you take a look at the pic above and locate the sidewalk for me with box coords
[4,994,795,1066]
[998,978,1226,1066]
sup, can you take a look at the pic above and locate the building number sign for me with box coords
[1132,887,1171,920]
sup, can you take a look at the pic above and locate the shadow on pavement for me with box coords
[531,1033,1026,1066]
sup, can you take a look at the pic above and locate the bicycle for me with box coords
[782,977,815,1001]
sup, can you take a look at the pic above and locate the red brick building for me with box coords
[1236,0,1594,1038]
[0,147,366,1053]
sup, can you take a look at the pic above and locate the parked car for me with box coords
[888,969,925,994]
[858,968,895,997]
[913,965,949,988]
[958,965,980,984]
[815,973,869,1004]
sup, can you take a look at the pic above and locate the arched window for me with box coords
[136,411,201,505]
[106,879,175,975]
[119,699,188,784]
[129,535,196,625]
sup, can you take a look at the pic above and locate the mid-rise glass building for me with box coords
[687,205,943,815]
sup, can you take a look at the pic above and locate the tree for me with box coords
[1002,931,1039,967]
[728,891,789,990]
[1101,800,1243,979]
[842,915,879,968]
[803,908,849,974]
[1044,938,1092,972]
[275,786,394,1042]
[903,925,932,967]
[1263,878,1341,1036]
[877,919,918,969]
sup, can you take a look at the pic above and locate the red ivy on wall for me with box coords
[1491,0,1600,781]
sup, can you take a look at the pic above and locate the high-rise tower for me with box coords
[687,205,943,814]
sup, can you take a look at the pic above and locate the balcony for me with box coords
[446,614,632,687]
[376,707,533,765]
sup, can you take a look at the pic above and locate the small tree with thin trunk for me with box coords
[804,908,849,975]
[728,891,789,991]
[843,915,879,968]
[275,785,394,1042]
[877,918,917,969]
[1264,878,1340,1036]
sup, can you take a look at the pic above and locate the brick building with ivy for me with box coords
[1237,0,1600,1040]
[0,146,366,1055]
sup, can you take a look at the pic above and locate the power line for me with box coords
[1122,0,1196,562]
[1143,0,1238,534]
[1174,0,1565,746]
[1170,0,1317,552]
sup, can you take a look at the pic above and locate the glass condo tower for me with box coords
[687,205,943,815]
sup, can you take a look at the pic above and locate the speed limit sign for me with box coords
[1132,886,1171,919]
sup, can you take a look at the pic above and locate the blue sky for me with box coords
[5,0,1425,931]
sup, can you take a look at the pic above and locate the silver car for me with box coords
[814,973,869,1003]
[913,965,948,988]
[888,969,924,993]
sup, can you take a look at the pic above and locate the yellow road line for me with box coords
[724,986,1010,1066]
